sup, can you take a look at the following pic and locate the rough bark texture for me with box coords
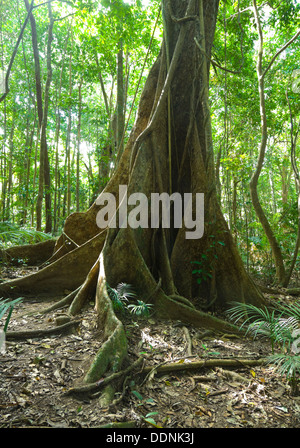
[0,0,264,391]
[102,0,264,309]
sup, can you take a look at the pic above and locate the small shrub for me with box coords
[127,300,153,318]
[0,297,23,354]
[107,282,136,313]
[226,301,300,395]
[107,282,153,318]
[0,297,23,332]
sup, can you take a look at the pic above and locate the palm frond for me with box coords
[226,302,299,350]
[0,297,23,332]
[116,282,137,300]
[107,282,136,313]
[226,302,282,333]
[276,302,300,322]
[267,353,300,378]
[0,223,52,248]
[127,300,153,317]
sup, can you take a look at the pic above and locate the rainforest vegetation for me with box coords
[0,0,300,429]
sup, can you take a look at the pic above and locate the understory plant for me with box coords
[0,297,23,353]
[227,301,300,395]
[0,222,52,248]
[0,297,23,332]
[191,237,225,284]
[107,282,153,318]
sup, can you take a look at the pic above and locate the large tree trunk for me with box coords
[102,0,263,309]
[0,0,264,393]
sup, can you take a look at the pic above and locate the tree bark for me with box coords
[76,77,83,212]
[101,0,264,309]
[35,1,53,232]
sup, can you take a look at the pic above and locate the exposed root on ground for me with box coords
[0,231,106,295]
[0,239,56,266]
[6,319,80,341]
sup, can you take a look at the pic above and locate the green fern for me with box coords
[0,222,52,248]
[127,300,153,318]
[227,301,300,395]
[267,353,300,395]
[226,302,298,352]
[107,282,153,318]
[107,282,136,313]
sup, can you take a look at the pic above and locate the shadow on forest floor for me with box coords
[0,266,300,429]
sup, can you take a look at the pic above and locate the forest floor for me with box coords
[0,265,300,430]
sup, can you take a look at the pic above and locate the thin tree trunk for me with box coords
[30,0,53,232]
[1,97,7,221]
[23,111,36,224]
[5,121,14,221]
[282,93,300,287]
[76,77,83,212]
[23,0,43,126]
[116,39,124,158]
[64,35,73,217]
[249,0,286,283]
[53,29,71,232]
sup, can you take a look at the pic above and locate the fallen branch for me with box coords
[141,357,265,376]
[260,285,300,297]
[6,319,80,341]
[286,288,300,296]
[95,421,136,429]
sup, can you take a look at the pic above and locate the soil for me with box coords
[0,266,300,429]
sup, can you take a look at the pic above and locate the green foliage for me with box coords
[227,302,299,350]
[0,0,161,232]
[107,282,153,318]
[0,297,23,332]
[227,301,300,395]
[266,352,300,395]
[107,282,136,313]
[127,300,153,318]
[142,412,160,428]
[191,237,225,284]
[0,222,52,248]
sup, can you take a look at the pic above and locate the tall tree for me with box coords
[249,0,300,283]
[24,0,53,232]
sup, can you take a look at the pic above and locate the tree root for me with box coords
[182,326,193,356]
[158,293,242,334]
[260,285,300,297]
[68,259,99,316]
[65,355,264,401]
[216,367,249,384]
[169,294,196,309]
[0,239,56,266]
[0,231,105,296]
[83,255,129,387]
[64,356,144,398]
[284,288,300,296]
[39,287,81,314]
[6,319,80,341]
